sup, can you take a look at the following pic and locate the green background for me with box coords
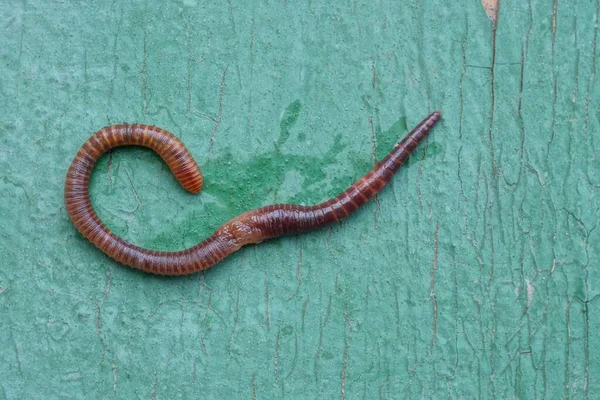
[1,0,599,398]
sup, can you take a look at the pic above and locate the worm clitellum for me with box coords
[65,111,441,275]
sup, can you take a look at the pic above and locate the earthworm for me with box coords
[65,111,441,275]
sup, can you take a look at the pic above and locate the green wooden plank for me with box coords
[0,0,598,398]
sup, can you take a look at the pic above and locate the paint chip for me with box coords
[525,279,534,310]
[481,0,499,24]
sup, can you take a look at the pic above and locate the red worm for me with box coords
[65,111,441,275]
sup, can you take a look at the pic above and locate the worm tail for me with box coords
[317,111,442,220]
[240,111,442,238]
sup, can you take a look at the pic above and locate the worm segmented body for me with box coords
[65,111,441,275]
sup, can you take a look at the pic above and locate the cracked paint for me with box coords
[0,0,598,398]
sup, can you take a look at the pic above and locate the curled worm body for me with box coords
[65,111,441,275]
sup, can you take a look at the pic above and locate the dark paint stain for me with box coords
[276,99,302,150]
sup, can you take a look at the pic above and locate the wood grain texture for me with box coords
[2,1,598,398]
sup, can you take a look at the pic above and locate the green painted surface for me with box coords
[1,0,599,398]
